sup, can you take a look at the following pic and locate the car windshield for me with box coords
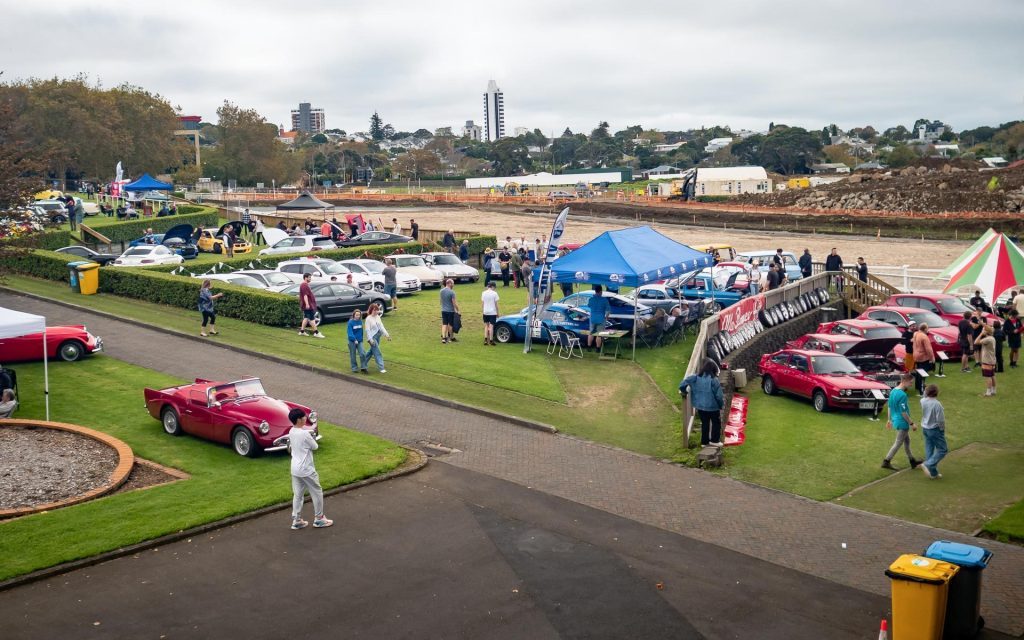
[318,262,349,275]
[831,341,857,355]
[343,263,367,274]
[280,284,301,295]
[359,261,384,273]
[210,379,266,402]
[125,248,154,256]
[863,326,901,339]
[906,310,949,327]
[313,239,336,248]
[937,297,972,313]
[225,275,263,288]
[396,256,426,267]
[811,355,861,375]
[432,255,460,265]
[260,272,293,286]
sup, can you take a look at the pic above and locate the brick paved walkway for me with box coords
[6,294,1022,635]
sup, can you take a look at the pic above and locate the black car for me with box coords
[280,281,391,324]
[335,231,413,247]
[54,245,119,266]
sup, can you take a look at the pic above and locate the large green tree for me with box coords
[202,101,299,186]
[488,138,532,175]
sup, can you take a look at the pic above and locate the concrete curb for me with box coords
[0,288,558,435]
[0,447,428,592]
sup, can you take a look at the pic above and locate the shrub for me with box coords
[2,229,73,251]
[89,210,220,243]
[0,248,71,281]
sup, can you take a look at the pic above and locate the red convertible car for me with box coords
[143,377,320,457]
[758,348,891,413]
[0,325,103,362]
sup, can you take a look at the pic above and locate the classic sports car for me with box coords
[385,254,443,288]
[815,318,902,340]
[558,291,652,329]
[420,252,480,283]
[0,325,103,362]
[857,306,961,358]
[129,223,199,259]
[197,221,252,255]
[883,293,999,325]
[671,272,746,314]
[758,348,891,413]
[493,303,593,343]
[143,377,320,457]
[785,334,903,387]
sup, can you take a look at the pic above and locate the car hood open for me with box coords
[163,223,195,242]
[842,337,901,357]
[218,221,245,237]
[261,228,289,246]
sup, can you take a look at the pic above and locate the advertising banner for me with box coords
[717,294,766,333]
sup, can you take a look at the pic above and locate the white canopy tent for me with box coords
[0,307,48,420]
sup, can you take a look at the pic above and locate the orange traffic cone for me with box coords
[878,618,888,640]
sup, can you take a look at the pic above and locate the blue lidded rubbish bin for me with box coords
[924,540,992,639]
[66,261,88,293]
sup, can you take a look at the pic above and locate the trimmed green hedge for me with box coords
[0,248,72,281]
[2,230,73,251]
[175,204,207,216]
[92,210,219,243]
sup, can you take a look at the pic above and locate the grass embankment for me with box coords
[3,275,688,458]
[0,357,406,581]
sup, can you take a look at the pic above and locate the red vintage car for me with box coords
[857,306,961,358]
[758,348,891,413]
[0,325,103,363]
[785,333,904,387]
[143,377,320,457]
[815,318,901,340]
[882,293,999,325]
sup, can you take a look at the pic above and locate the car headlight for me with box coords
[934,335,950,344]
[840,389,851,397]
[258,420,270,434]
[308,411,318,424]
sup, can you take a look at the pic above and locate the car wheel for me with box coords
[232,426,260,458]
[813,390,829,413]
[706,301,722,314]
[374,283,384,292]
[161,406,183,436]
[314,308,323,325]
[762,376,777,395]
[495,323,513,343]
[57,340,84,362]
[213,244,222,255]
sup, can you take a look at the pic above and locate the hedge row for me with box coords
[2,229,73,251]
[90,209,220,243]
[0,248,72,281]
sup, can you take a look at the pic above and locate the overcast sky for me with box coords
[3,0,1022,136]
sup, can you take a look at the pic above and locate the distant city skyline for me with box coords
[3,0,1022,135]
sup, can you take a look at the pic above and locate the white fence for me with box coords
[867,265,945,293]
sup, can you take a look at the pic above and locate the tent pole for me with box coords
[43,329,49,421]
[632,294,637,361]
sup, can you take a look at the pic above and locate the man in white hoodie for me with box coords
[288,408,333,530]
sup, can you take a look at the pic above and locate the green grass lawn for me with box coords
[0,357,406,581]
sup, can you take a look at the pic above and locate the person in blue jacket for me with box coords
[679,359,725,446]
[346,309,368,373]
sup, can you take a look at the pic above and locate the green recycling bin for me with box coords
[66,261,88,293]
[924,541,992,639]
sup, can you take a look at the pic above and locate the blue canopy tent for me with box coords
[123,173,173,191]
[544,226,714,358]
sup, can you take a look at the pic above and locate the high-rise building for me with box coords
[462,120,482,142]
[483,80,505,142]
[290,102,326,134]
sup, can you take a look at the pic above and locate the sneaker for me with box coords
[360,369,368,374]
[450,337,458,342]
[442,338,448,344]
[313,517,334,528]
[291,519,308,530]
[910,458,922,469]
[881,460,897,470]
[922,464,935,479]
[379,369,387,373]
[313,332,325,339]
[961,368,972,373]
[298,331,308,337]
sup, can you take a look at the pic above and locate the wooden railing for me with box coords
[76,224,111,246]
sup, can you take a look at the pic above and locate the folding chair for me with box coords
[546,330,562,355]
[557,331,583,359]
[638,323,665,348]
[662,319,684,346]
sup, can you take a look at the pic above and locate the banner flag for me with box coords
[524,207,570,353]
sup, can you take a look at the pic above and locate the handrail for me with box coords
[76,224,111,245]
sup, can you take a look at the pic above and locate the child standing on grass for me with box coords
[288,408,333,531]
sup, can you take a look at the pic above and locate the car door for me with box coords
[327,284,362,318]
[788,354,814,398]
[0,333,41,362]
[181,389,214,438]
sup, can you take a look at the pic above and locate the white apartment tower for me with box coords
[483,80,505,142]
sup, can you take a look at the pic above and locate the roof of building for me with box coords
[695,166,768,181]
[644,165,681,173]
[811,163,850,169]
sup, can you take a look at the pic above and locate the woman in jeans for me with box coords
[678,359,725,446]
[363,303,391,373]
[198,279,223,337]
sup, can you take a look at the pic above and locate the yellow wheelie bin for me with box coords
[886,554,959,640]
[76,262,100,295]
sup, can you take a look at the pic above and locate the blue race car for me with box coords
[558,291,653,329]
[493,304,593,344]
[673,273,746,313]
[129,223,199,259]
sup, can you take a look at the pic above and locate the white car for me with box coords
[258,233,336,256]
[276,257,375,291]
[421,252,480,283]
[230,270,298,292]
[194,273,268,289]
[385,254,443,288]
[340,259,421,295]
[112,245,184,267]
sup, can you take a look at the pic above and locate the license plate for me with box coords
[858,402,876,409]
[885,380,898,387]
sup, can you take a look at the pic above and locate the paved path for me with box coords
[5,293,1023,635]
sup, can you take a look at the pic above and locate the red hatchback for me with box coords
[758,348,891,413]
[0,325,103,362]
[857,306,961,358]
[815,318,902,340]
[883,293,999,325]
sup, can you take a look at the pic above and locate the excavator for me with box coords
[667,168,697,200]
[502,182,530,196]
